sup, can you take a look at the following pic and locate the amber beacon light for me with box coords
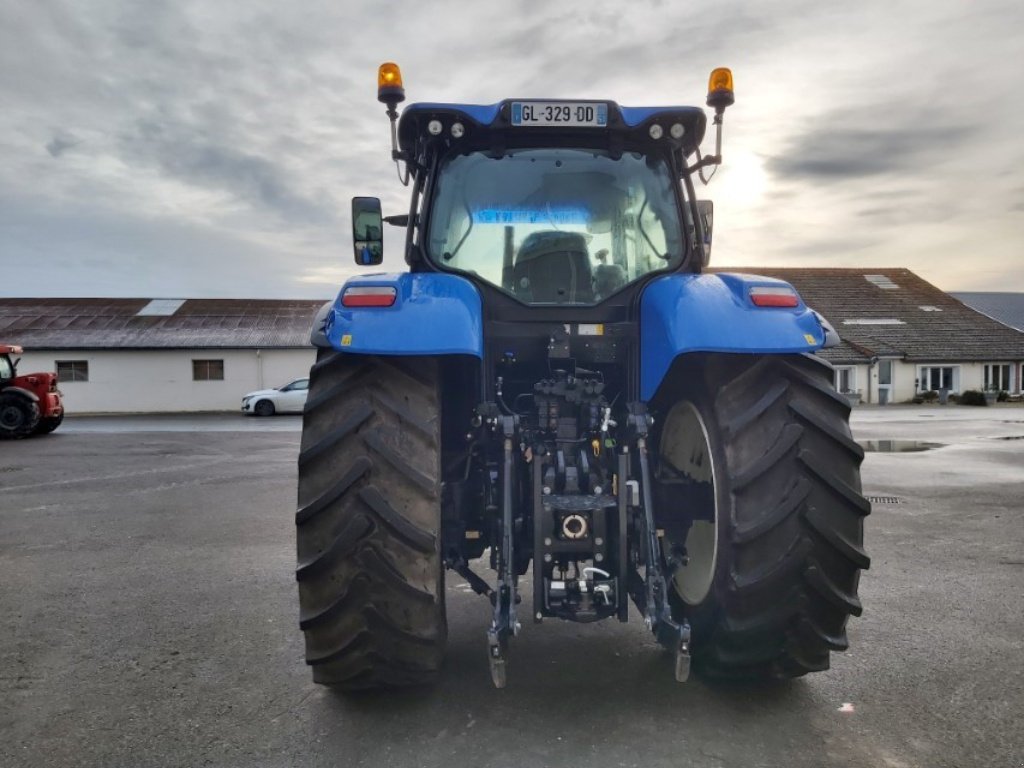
[378,62,405,105]
[706,67,734,111]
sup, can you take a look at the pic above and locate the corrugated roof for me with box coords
[715,268,1024,362]
[952,292,1024,332]
[0,298,325,349]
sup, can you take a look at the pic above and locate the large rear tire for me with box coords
[0,394,41,439]
[655,354,869,679]
[295,350,446,690]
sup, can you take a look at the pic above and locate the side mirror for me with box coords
[352,196,384,266]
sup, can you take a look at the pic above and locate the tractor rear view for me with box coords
[295,65,868,689]
[0,345,65,439]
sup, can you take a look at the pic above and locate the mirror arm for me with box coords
[384,214,411,227]
[685,108,727,184]
[386,105,411,186]
[685,153,721,175]
[386,105,400,157]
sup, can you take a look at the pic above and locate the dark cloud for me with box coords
[45,132,81,157]
[119,118,330,223]
[768,113,978,180]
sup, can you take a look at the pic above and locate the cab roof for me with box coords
[397,100,707,161]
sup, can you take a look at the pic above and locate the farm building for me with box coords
[741,268,1024,403]
[0,298,320,413]
[2,268,1022,412]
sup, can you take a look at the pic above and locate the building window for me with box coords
[984,363,1012,392]
[918,366,959,393]
[834,366,857,394]
[192,359,224,381]
[56,360,89,382]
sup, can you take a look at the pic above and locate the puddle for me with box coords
[995,435,1024,441]
[858,440,944,453]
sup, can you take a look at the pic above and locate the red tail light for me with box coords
[341,286,397,307]
[749,286,799,308]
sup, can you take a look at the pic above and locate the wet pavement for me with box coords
[59,412,303,433]
[1,405,1021,767]
[858,439,945,452]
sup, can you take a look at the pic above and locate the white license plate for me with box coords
[511,102,608,127]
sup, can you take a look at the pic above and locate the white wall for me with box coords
[910,361,1021,396]
[16,347,1019,413]
[15,348,316,413]
[829,360,1023,404]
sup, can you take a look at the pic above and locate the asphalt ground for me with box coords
[1,406,1022,768]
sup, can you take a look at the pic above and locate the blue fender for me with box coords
[640,273,827,400]
[325,272,483,357]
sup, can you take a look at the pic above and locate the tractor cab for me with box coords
[0,345,18,384]
[346,76,734,410]
[355,89,720,303]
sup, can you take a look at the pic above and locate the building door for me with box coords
[878,359,894,405]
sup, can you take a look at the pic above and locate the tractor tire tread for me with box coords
[688,354,868,679]
[295,351,445,691]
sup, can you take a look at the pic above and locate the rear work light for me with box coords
[749,285,799,308]
[341,286,397,307]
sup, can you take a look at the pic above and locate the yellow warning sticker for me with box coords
[578,323,604,336]
[341,334,353,347]
[804,334,816,344]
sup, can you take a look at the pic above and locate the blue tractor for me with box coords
[296,64,868,689]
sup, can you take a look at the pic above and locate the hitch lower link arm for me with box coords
[487,415,519,688]
[631,408,692,683]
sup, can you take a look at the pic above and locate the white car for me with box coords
[242,378,309,416]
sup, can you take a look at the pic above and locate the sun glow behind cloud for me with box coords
[716,148,768,210]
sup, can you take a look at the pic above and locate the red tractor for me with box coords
[0,345,65,439]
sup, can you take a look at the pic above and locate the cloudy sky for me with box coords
[1,0,1022,299]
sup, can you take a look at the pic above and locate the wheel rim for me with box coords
[659,400,718,606]
[1,405,25,429]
